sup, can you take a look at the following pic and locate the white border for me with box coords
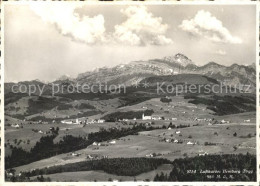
[0,1,258,186]
[256,2,259,185]
[1,1,5,184]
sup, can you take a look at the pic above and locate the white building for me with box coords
[72,152,81,156]
[187,141,194,145]
[175,131,181,134]
[109,140,116,144]
[97,119,105,123]
[220,119,230,124]
[61,120,73,124]
[11,124,20,128]
[142,113,152,120]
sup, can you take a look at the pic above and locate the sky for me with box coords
[4,3,256,82]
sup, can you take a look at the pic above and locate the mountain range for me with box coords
[5,53,256,93]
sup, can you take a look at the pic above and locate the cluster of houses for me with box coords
[92,140,116,147]
[71,152,81,157]
[142,113,177,121]
[36,120,49,124]
[163,138,196,145]
[69,152,108,160]
[194,118,234,125]
[61,118,105,125]
[194,117,212,122]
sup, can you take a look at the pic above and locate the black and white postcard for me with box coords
[2,2,257,183]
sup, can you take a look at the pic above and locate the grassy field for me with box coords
[5,121,123,153]
[30,164,173,182]
[5,95,256,182]
[12,117,255,174]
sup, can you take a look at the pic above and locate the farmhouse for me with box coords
[97,119,105,123]
[8,173,13,177]
[61,120,73,124]
[199,152,208,156]
[72,152,81,157]
[142,113,152,120]
[109,140,116,144]
[220,119,230,124]
[11,124,20,128]
[187,141,194,145]
[175,130,181,134]
[152,115,161,120]
[146,153,154,157]
[195,118,206,122]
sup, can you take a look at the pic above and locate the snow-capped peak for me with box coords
[163,53,194,67]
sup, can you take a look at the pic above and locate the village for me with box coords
[4,94,256,182]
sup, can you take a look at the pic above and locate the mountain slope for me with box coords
[5,53,256,95]
[75,53,255,91]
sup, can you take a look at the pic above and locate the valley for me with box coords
[4,54,257,182]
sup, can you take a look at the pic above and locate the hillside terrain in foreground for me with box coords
[4,54,256,182]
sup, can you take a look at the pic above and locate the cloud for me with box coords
[113,6,173,46]
[214,49,226,55]
[30,4,106,44]
[30,5,172,46]
[179,10,242,44]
